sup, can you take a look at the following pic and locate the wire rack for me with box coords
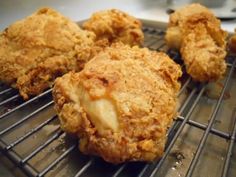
[0,24,236,177]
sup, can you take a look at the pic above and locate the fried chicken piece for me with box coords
[53,43,182,163]
[229,29,236,53]
[83,9,144,46]
[0,8,97,99]
[165,3,227,82]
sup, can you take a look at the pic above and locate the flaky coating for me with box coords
[165,3,225,50]
[83,9,144,46]
[165,3,227,82]
[53,43,182,163]
[0,8,96,99]
[181,24,226,82]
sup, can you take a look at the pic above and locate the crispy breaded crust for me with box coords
[166,3,223,49]
[181,24,226,82]
[0,8,96,99]
[53,43,182,163]
[83,9,144,46]
[165,3,227,82]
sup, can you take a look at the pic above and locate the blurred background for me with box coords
[0,0,236,32]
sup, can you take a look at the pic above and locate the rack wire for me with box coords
[0,25,236,177]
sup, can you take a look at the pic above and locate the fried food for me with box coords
[83,9,144,46]
[229,29,236,53]
[0,8,97,99]
[53,43,182,163]
[165,3,227,82]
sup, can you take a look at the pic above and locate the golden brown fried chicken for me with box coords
[165,3,227,82]
[53,43,182,163]
[83,9,144,46]
[0,8,97,99]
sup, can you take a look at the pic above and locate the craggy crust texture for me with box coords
[0,8,96,99]
[83,9,144,46]
[165,3,227,82]
[53,43,182,163]
[180,24,226,81]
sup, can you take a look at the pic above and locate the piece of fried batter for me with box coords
[0,8,97,99]
[53,43,182,163]
[165,3,227,82]
[83,9,144,46]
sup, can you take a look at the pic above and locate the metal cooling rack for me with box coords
[0,23,236,177]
